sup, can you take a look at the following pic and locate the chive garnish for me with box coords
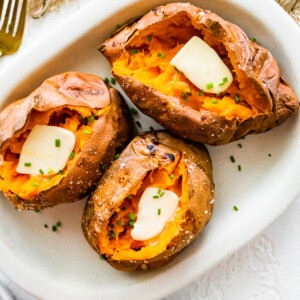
[223,77,228,83]
[238,143,242,148]
[160,192,165,197]
[127,195,132,199]
[136,121,142,128]
[34,209,40,213]
[56,221,61,227]
[8,24,12,30]
[79,114,88,125]
[55,139,61,147]
[216,92,221,97]
[15,194,18,199]
[48,168,54,174]
[268,153,272,157]
[218,82,225,86]
[90,115,95,122]
[181,92,189,102]
[117,220,121,226]
[129,213,135,220]
[170,174,174,179]
[57,170,63,175]
[131,49,138,55]
[252,37,257,42]
[157,52,166,59]
[186,92,192,96]
[33,182,39,187]
[101,164,106,170]
[116,24,121,29]
[230,156,236,163]
[128,220,135,226]
[121,207,126,211]
[234,94,240,103]
[39,169,44,175]
[110,224,114,229]
[199,89,204,96]
[158,208,161,215]
[24,162,31,167]
[130,107,138,115]
[147,35,152,42]
[70,152,75,159]
[104,77,109,84]
[233,205,239,211]
[52,225,57,232]
[238,165,242,171]
[153,195,159,199]
[174,66,183,74]
[114,154,120,159]
[206,82,213,89]
[113,231,118,237]
[149,126,155,131]
[110,77,116,84]
[83,130,90,134]
[212,99,218,104]
[99,255,104,260]
[44,224,48,228]
[157,188,162,195]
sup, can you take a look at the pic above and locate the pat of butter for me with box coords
[170,36,233,93]
[131,187,179,241]
[16,125,75,176]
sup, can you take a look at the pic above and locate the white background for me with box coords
[0,1,299,299]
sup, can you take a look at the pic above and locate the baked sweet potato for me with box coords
[0,72,132,210]
[100,2,299,145]
[82,131,214,271]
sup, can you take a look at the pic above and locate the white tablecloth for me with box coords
[0,1,300,299]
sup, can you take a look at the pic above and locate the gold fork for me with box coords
[0,0,27,56]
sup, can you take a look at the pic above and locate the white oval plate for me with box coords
[0,0,299,299]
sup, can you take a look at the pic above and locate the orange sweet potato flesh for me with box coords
[82,131,214,271]
[0,72,132,210]
[100,3,299,145]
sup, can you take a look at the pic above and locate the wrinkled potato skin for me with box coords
[100,3,299,145]
[82,131,214,271]
[0,72,132,210]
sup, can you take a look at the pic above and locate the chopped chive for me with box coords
[174,66,183,74]
[127,195,132,199]
[56,221,61,227]
[268,153,272,157]
[149,126,155,131]
[52,225,57,232]
[89,115,95,122]
[39,169,44,175]
[206,82,214,89]
[104,77,109,84]
[79,114,88,125]
[110,224,114,229]
[170,174,174,179]
[147,35,152,42]
[218,82,225,86]
[14,207,18,210]
[238,165,242,171]
[241,136,246,140]
[158,208,161,215]
[83,130,90,134]
[215,92,221,97]
[15,194,19,199]
[128,220,135,226]
[33,182,39,187]
[233,205,239,211]
[116,24,121,29]
[110,77,116,84]
[223,77,228,83]
[238,143,242,148]
[212,99,218,104]
[114,153,120,159]
[121,207,126,211]
[48,168,54,174]
[44,224,48,228]
[252,37,257,42]
[130,107,138,115]
[8,24,12,30]
[101,164,106,170]
[55,139,61,147]
[113,231,118,237]
[181,92,189,102]
[186,92,192,96]
[230,156,236,163]
[153,195,159,199]
[117,220,121,226]
[136,121,142,128]
[99,255,104,260]
[34,209,40,213]
[24,162,31,167]
[234,94,240,103]
[129,213,135,220]
[160,192,165,197]
[131,49,139,55]
[157,52,166,59]
[70,151,75,159]
[157,188,162,195]
[199,89,204,96]
[57,170,63,175]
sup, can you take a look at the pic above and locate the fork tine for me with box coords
[0,0,10,31]
[6,0,16,34]
[13,0,24,37]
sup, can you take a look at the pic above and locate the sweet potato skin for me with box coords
[100,3,299,145]
[0,72,132,210]
[82,131,214,271]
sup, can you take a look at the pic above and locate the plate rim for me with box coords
[0,0,299,299]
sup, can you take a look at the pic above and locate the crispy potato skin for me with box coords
[0,72,132,209]
[82,131,214,271]
[100,3,299,145]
